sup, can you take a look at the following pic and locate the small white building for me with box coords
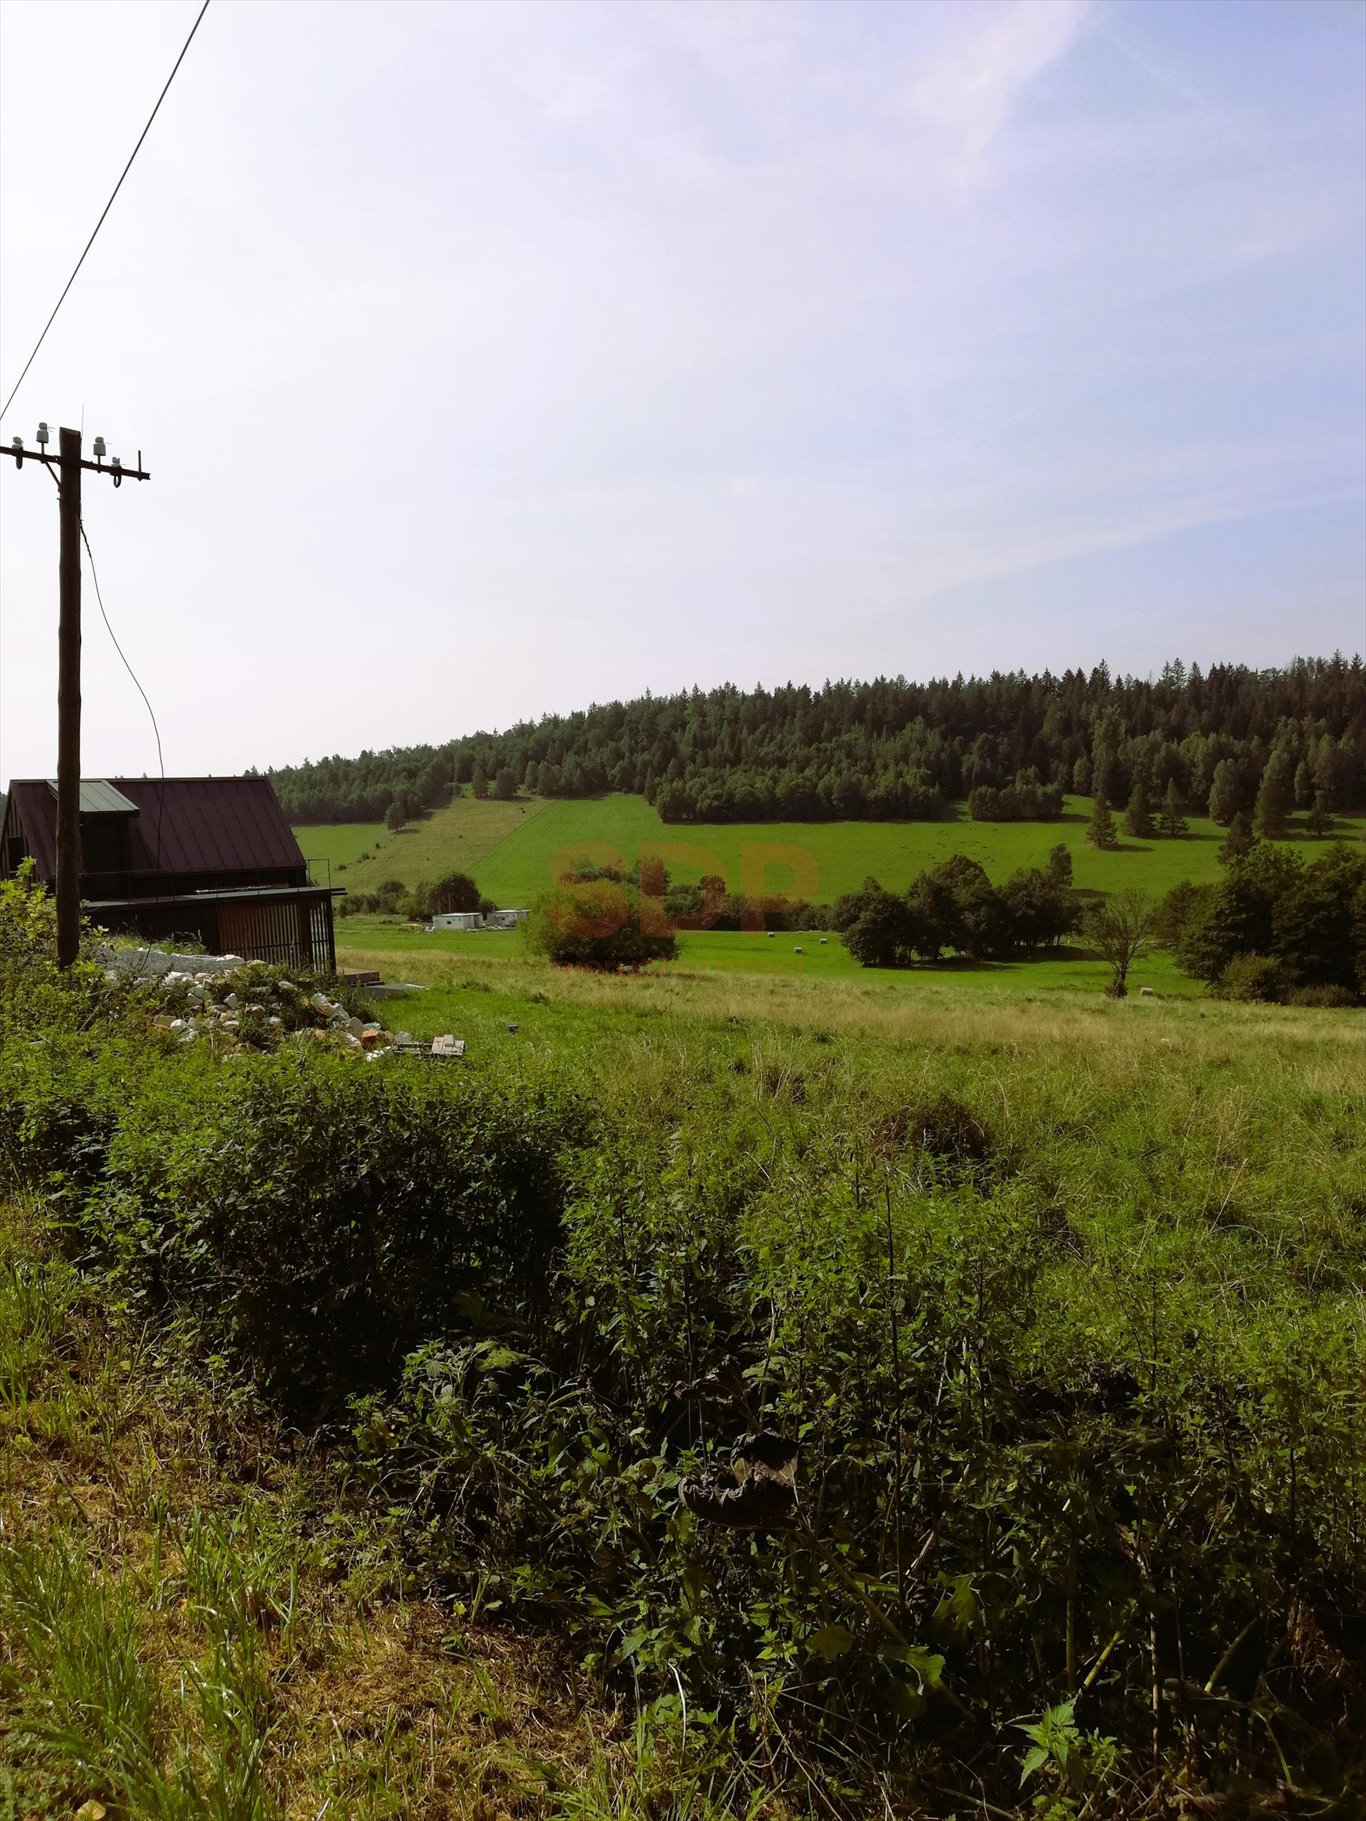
[430,911,484,932]
[486,907,530,930]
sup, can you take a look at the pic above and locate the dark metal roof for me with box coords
[4,776,306,882]
[84,883,337,909]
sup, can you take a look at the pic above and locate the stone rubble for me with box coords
[115,959,403,1058]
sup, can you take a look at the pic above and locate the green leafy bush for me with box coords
[1285,982,1359,1009]
[524,881,678,969]
[1215,952,1288,1002]
[2,1042,587,1411]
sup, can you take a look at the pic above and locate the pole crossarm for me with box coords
[2,445,151,482]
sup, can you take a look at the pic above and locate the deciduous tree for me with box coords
[1085,889,1157,997]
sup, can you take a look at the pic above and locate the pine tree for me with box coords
[1124,781,1154,839]
[1159,779,1187,838]
[1087,796,1117,850]
[1207,760,1242,826]
[1046,841,1073,887]
[1253,752,1293,839]
[470,764,488,800]
[1306,789,1333,837]
[1218,812,1256,865]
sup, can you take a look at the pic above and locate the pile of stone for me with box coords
[122,959,410,1058]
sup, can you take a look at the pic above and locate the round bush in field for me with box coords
[524,880,678,969]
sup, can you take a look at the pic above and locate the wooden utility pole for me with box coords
[2,424,151,965]
[56,428,83,967]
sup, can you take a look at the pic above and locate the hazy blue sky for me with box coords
[1,0,1362,781]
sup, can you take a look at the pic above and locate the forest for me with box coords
[270,656,1366,828]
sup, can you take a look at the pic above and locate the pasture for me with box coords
[336,915,1203,1000]
[299,792,1363,908]
[294,821,384,874]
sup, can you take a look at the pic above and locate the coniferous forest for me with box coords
[271,656,1365,827]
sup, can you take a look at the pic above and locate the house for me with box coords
[485,907,530,930]
[430,911,484,931]
[1,775,343,971]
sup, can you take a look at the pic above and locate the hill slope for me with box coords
[300,791,1363,907]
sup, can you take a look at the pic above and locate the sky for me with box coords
[0,0,1363,782]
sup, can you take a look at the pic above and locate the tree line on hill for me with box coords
[268,655,1365,828]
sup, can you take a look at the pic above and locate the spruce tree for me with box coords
[1306,789,1333,837]
[1207,760,1242,826]
[1159,779,1187,838]
[1218,812,1256,865]
[1253,752,1293,839]
[1124,781,1154,839]
[1087,796,1117,850]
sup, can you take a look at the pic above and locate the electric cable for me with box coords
[79,519,167,887]
[0,0,211,423]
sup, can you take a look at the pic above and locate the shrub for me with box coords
[7,1046,587,1411]
[0,865,108,1035]
[1215,952,1288,1003]
[525,882,678,969]
[1285,982,1359,1009]
[0,1033,154,1204]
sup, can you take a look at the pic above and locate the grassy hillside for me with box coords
[302,796,553,896]
[300,792,1363,907]
[295,821,384,874]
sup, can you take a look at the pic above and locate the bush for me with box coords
[0,865,109,1035]
[525,882,678,969]
[0,1033,150,1204]
[4,1043,587,1411]
[1285,982,1359,1009]
[1214,952,1288,1003]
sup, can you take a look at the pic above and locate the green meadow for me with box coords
[298,792,1362,909]
[337,917,1202,999]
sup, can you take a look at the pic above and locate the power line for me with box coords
[80,517,167,793]
[0,0,211,424]
[80,515,170,977]
[81,513,169,910]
